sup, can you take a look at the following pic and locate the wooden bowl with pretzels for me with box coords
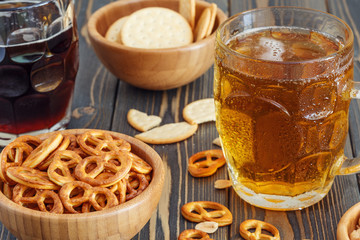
[0,129,165,240]
[87,0,227,90]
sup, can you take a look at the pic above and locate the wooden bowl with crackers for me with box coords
[87,0,227,90]
[337,202,360,240]
[0,129,165,240]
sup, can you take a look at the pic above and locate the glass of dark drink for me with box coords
[214,7,360,210]
[0,0,79,146]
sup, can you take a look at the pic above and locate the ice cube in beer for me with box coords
[0,66,29,97]
[31,57,64,92]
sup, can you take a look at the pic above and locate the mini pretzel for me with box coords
[109,178,127,204]
[178,229,213,240]
[240,219,280,240]
[0,141,33,184]
[47,150,82,186]
[126,171,149,201]
[37,134,72,170]
[2,182,13,199]
[77,130,131,156]
[74,152,131,187]
[129,152,153,174]
[59,181,118,213]
[12,184,63,214]
[181,201,233,226]
[22,133,64,168]
[14,135,42,148]
[6,166,60,190]
[188,150,226,177]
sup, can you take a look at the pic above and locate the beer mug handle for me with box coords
[338,157,360,175]
[337,81,360,175]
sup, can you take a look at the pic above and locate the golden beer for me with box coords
[215,21,354,210]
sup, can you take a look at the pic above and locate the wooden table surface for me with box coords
[2,0,360,239]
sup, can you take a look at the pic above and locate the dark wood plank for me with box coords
[68,0,119,130]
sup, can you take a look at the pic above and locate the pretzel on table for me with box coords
[177,229,213,240]
[240,219,280,240]
[188,149,226,177]
[181,201,233,226]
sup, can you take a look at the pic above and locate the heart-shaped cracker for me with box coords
[127,109,162,132]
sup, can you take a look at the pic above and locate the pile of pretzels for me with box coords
[0,130,152,214]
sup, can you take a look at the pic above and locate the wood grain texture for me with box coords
[2,0,360,239]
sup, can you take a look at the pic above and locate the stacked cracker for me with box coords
[105,0,218,49]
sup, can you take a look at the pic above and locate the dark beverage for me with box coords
[0,1,79,143]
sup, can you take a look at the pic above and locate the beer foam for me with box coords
[259,37,284,61]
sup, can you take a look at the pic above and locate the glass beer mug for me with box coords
[0,0,79,146]
[214,7,360,210]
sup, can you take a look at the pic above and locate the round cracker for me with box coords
[179,0,196,29]
[194,7,211,41]
[206,3,217,37]
[135,122,198,144]
[121,7,193,49]
[183,98,215,124]
[127,109,162,132]
[105,16,129,43]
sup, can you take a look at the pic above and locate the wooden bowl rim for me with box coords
[337,201,360,240]
[0,129,165,220]
[87,0,227,53]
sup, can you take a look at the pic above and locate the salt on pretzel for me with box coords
[188,149,226,177]
[47,150,82,186]
[240,219,280,240]
[178,229,213,240]
[12,184,63,214]
[22,133,64,168]
[129,152,153,174]
[0,141,33,184]
[59,181,118,213]
[6,166,60,190]
[77,130,131,156]
[181,201,233,226]
[74,152,132,187]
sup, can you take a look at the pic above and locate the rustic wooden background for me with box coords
[1,0,360,239]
